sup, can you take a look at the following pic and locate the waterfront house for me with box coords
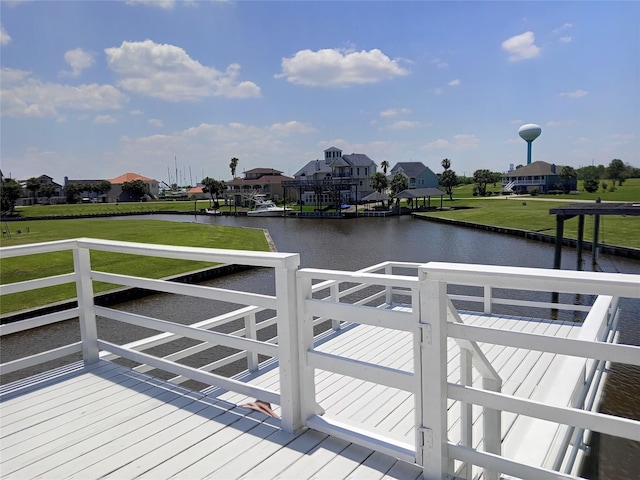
[502,161,577,194]
[109,173,160,202]
[389,162,439,189]
[291,147,377,205]
[16,175,64,206]
[226,168,295,206]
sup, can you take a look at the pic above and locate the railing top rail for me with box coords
[0,239,78,258]
[0,238,300,269]
[298,267,418,289]
[421,262,640,297]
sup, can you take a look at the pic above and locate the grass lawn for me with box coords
[0,219,270,314]
[421,198,640,249]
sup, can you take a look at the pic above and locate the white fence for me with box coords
[2,240,640,479]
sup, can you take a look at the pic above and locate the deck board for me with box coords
[1,312,586,479]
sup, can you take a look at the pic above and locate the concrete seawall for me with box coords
[414,214,640,260]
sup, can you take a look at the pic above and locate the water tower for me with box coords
[518,123,541,165]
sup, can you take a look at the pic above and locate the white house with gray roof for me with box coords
[292,147,378,204]
[389,162,439,189]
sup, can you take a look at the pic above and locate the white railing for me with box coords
[2,241,640,479]
[0,238,304,433]
[420,262,640,480]
[295,261,640,480]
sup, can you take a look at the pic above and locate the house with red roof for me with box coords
[108,173,160,202]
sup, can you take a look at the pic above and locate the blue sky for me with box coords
[1,1,638,186]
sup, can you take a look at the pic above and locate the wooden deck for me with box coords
[1,312,585,480]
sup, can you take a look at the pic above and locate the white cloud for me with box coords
[130,109,143,115]
[553,23,573,33]
[380,108,411,118]
[0,67,128,118]
[560,89,588,98]
[433,87,443,95]
[386,120,421,130]
[276,48,409,87]
[448,79,460,86]
[423,134,480,151]
[423,139,449,150]
[62,48,94,77]
[94,114,117,124]
[559,36,572,43]
[148,118,164,127]
[269,120,316,136]
[105,40,261,101]
[1,24,11,45]
[126,0,176,9]
[501,31,541,61]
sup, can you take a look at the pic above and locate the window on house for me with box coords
[357,168,360,176]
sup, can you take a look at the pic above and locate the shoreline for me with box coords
[414,213,640,260]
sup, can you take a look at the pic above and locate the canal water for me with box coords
[5,213,640,477]
[139,213,640,479]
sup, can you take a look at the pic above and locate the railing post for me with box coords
[385,264,393,306]
[297,274,319,423]
[73,244,99,364]
[275,258,303,433]
[419,267,449,478]
[460,347,473,480]
[245,312,259,371]
[330,283,340,330]
[484,285,492,314]
[482,376,502,480]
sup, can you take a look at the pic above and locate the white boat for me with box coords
[247,199,293,217]
[204,208,221,216]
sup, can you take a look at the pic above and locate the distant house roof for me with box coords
[244,168,284,175]
[342,153,375,167]
[109,173,157,184]
[503,161,559,177]
[188,186,206,194]
[294,160,332,177]
[227,173,293,186]
[391,162,427,177]
[394,188,445,198]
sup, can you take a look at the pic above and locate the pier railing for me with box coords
[2,240,640,479]
[0,238,304,432]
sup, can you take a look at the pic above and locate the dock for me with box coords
[1,239,639,479]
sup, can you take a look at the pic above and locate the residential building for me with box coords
[108,173,160,202]
[17,175,63,206]
[389,162,439,189]
[226,168,295,206]
[502,161,577,194]
[64,177,110,203]
[291,147,377,205]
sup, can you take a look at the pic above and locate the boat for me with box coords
[247,199,293,217]
[204,208,221,215]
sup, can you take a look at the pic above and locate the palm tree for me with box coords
[229,157,239,179]
[441,158,451,171]
[380,160,389,175]
[370,172,388,193]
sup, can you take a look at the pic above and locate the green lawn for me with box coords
[421,198,640,249]
[450,177,640,201]
[0,219,270,314]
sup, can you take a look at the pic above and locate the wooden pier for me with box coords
[1,239,639,479]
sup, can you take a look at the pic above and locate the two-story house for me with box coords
[389,162,439,189]
[17,175,64,206]
[502,161,577,194]
[291,147,377,205]
[226,168,295,206]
